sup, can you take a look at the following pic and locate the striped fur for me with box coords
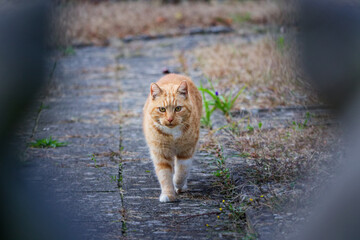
[143,74,202,202]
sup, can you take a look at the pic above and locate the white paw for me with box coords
[159,194,176,202]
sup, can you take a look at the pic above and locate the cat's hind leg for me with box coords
[150,150,176,202]
[173,156,192,194]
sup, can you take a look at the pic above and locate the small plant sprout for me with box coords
[62,46,75,56]
[91,154,99,168]
[247,125,254,132]
[220,200,247,224]
[199,80,216,128]
[90,154,107,168]
[212,145,236,197]
[292,111,312,130]
[110,175,118,183]
[243,233,257,240]
[277,36,285,51]
[38,103,49,112]
[198,78,246,117]
[258,122,263,130]
[29,136,68,148]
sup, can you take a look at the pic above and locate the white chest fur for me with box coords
[154,122,182,139]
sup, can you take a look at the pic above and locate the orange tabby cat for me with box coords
[143,74,202,202]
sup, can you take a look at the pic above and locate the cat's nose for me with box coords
[168,118,173,123]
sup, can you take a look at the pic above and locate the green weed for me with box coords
[239,152,251,158]
[292,111,311,130]
[91,154,101,168]
[247,121,262,132]
[110,175,118,183]
[38,103,49,112]
[277,36,285,51]
[223,201,247,222]
[210,146,259,237]
[212,146,236,197]
[62,46,75,56]
[247,125,254,132]
[199,80,216,128]
[218,118,263,136]
[242,233,257,240]
[231,12,252,24]
[198,78,246,117]
[91,154,98,168]
[29,137,68,148]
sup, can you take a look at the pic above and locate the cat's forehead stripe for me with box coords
[162,93,177,107]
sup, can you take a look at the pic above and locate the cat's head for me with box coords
[148,81,191,128]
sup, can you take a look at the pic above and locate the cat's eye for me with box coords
[159,107,166,112]
[175,106,182,112]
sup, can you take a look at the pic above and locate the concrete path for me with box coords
[117,36,238,239]
[21,34,245,239]
[21,46,123,239]
[20,33,336,239]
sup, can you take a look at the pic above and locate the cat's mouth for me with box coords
[156,120,177,128]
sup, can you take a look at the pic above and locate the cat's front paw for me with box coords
[159,193,176,203]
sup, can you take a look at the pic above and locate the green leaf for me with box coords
[230,85,246,107]
[198,87,217,99]
[29,136,68,148]
[247,125,254,132]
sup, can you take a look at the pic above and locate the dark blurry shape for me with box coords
[56,0,210,3]
[162,0,181,4]
[163,67,171,74]
[160,0,211,4]
[298,0,360,239]
[299,0,360,108]
[0,3,46,145]
[0,1,79,239]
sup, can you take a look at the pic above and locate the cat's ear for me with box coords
[151,83,163,99]
[177,81,188,99]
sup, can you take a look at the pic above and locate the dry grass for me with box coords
[53,1,282,46]
[204,123,340,183]
[192,33,341,231]
[192,36,320,109]
[232,126,339,184]
[198,121,342,235]
[201,120,342,214]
